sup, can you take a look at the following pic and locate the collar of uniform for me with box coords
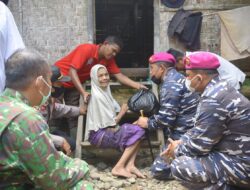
[93,44,101,61]
[201,75,220,97]
[163,67,176,82]
[2,88,30,105]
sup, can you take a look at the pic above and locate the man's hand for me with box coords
[160,138,182,162]
[134,116,149,128]
[62,139,71,156]
[113,73,148,90]
[82,91,90,103]
[137,83,148,90]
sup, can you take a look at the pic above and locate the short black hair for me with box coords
[104,36,124,49]
[5,49,50,90]
[167,48,184,61]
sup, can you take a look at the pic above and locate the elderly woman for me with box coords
[85,64,145,178]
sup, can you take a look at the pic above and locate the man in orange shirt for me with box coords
[55,36,146,138]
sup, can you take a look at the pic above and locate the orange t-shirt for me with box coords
[55,44,120,88]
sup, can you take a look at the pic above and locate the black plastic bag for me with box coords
[127,89,160,116]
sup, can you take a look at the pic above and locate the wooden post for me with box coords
[153,0,165,150]
[75,85,85,158]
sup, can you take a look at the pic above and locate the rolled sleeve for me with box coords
[69,45,92,71]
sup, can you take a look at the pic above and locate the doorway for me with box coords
[95,0,154,68]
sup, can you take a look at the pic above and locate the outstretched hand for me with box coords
[137,83,148,90]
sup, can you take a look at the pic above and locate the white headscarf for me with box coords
[85,64,120,140]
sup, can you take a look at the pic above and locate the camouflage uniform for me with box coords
[0,89,93,190]
[171,76,250,189]
[149,68,199,180]
[148,68,199,139]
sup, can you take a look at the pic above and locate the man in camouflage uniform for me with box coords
[0,49,93,190]
[136,52,199,180]
[162,52,250,189]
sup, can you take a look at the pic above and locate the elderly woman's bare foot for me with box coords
[127,166,146,178]
[111,167,132,178]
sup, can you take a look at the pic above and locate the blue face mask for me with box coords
[39,77,52,106]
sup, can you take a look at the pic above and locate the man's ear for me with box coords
[159,64,166,71]
[197,74,203,81]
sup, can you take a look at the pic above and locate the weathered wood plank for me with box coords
[120,68,149,78]
[81,140,161,148]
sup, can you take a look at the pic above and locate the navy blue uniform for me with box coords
[150,68,199,179]
[172,76,250,189]
[148,68,199,139]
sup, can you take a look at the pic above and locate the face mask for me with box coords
[39,77,52,106]
[185,75,201,93]
[51,86,65,98]
[185,78,196,92]
[151,76,161,85]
